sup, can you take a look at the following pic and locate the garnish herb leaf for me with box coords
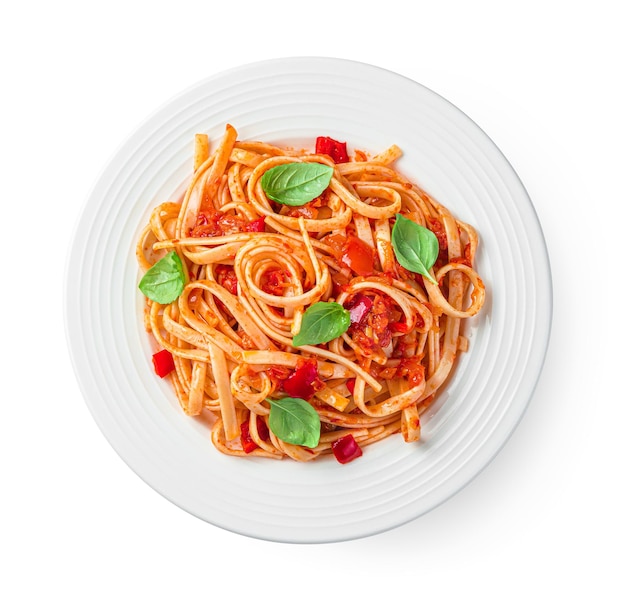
[292,302,351,347]
[391,214,439,284]
[261,162,333,206]
[268,396,321,448]
[138,251,185,303]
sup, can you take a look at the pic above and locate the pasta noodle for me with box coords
[136,124,485,462]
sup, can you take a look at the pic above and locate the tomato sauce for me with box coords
[189,208,265,237]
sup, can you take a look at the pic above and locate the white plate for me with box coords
[64,57,552,543]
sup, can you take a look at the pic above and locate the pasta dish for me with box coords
[136,124,485,463]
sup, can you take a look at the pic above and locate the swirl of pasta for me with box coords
[247,155,353,233]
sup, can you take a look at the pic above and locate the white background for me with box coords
[1,1,623,599]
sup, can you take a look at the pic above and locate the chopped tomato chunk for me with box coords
[397,357,425,388]
[261,267,287,296]
[348,292,407,356]
[215,265,238,295]
[342,236,375,276]
[189,208,264,237]
[322,233,347,260]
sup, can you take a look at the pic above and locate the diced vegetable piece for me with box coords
[216,265,238,295]
[240,416,271,454]
[240,420,258,453]
[342,236,375,276]
[245,216,265,232]
[152,349,175,378]
[282,359,323,400]
[389,321,409,333]
[315,136,349,163]
[256,415,270,442]
[331,434,363,464]
[345,293,373,325]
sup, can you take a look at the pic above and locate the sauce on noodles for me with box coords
[136,124,485,463]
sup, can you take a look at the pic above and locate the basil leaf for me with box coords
[292,302,351,347]
[261,162,333,206]
[268,396,321,448]
[138,251,185,303]
[391,214,439,284]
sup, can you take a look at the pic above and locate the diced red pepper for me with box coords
[240,416,271,454]
[389,321,409,333]
[152,349,175,378]
[245,216,265,232]
[345,293,373,325]
[346,378,356,395]
[240,420,258,454]
[315,136,349,163]
[256,415,270,442]
[331,434,363,464]
[342,236,375,276]
[282,358,324,400]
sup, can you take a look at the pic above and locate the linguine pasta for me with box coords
[136,124,485,462]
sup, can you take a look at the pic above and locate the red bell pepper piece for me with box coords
[282,359,323,400]
[240,416,271,454]
[152,349,175,378]
[245,216,265,232]
[240,420,258,453]
[346,378,356,395]
[331,434,363,464]
[345,293,373,325]
[389,321,409,333]
[256,415,270,442]
[315,136,349,163]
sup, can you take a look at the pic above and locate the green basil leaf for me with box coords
[292,301,351,347]
[268,396,321,448]
[391,214,439,284]
[138,251,185,303]
[261,162,333,206]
